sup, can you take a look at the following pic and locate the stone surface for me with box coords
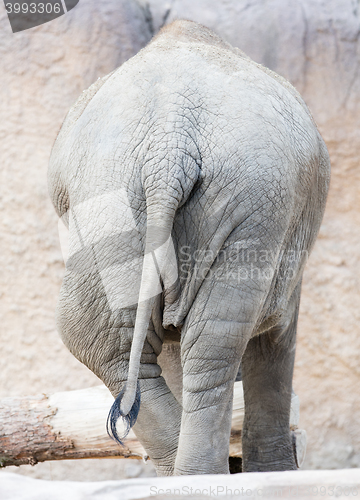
[1,0,359,480]
[1,469,360,500]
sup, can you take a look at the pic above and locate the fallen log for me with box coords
[0,382,305,468]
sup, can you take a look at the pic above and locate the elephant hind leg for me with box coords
[119,322,182,477]
[173,266,264,475]
[133,376,182,476]
[105,326,183,476]
[241,285,300,472]
[174,317,253,475]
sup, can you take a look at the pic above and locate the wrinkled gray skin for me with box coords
[48,21,330,475]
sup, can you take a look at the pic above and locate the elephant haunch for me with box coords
[48,20,330,475]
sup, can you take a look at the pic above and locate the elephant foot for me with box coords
[242,433,297,472]
[154,463,176,477]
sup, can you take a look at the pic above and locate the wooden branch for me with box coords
[0,386,144,467]
[0,382,302,468]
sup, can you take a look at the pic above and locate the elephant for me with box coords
[48,20,330,475]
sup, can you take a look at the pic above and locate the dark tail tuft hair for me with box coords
[106,381,141,445]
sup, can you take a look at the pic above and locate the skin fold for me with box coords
[48,20,330,475]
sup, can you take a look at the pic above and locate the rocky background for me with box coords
[0,0,359,480]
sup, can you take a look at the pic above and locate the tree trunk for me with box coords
[0,382,303,468]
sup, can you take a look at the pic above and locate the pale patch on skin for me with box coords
[58,217,69,265]
[69,189,136,252]
[100,234,178,310]
[58,188,178,310]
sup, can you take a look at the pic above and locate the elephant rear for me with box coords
[48,20,330,475]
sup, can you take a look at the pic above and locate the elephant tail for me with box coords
[107,208,177,444]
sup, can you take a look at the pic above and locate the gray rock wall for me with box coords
[0,0,359,479]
